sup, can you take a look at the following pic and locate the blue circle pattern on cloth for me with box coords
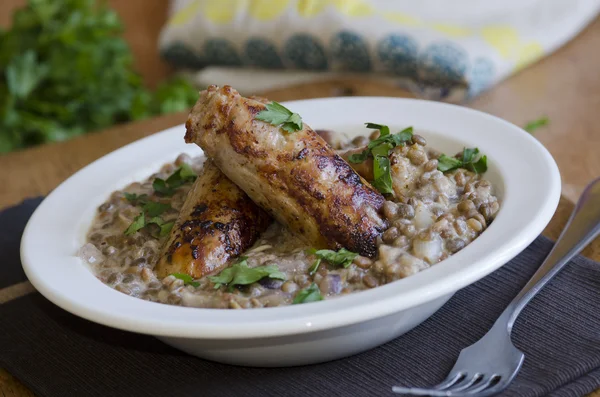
[244,38,284,69]
[203,38,242,66]
[160,42,205,69]
[418,41,468,86]
[283,34,328,70]
[330,31,371,72]
[469,57,495,97]
[377,34,418,79]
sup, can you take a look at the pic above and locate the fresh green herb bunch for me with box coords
[0,0,198,153]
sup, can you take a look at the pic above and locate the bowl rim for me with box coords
[20,97,561,339]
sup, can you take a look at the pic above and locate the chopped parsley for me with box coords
[124,212,174,237]
[209,257,286,291]
[123,196,174,238]
[170,273,200,288]
[255,101,303,133]
[293,283,323,304]
[524,117,549,133]
[124,212,146,235]
[307,248,358,274]
[123,192,148,205]
[348,123,413,194]
[153,163,197,196]
[437,147,488,174]
[308,258,321,276]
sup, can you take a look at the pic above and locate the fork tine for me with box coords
[443,373,481,392]
[391,386,452,396]
[392,372,463,395]
[458,375,499,395]
[432,372,464,390]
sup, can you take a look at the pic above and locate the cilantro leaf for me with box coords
[124,213,145,235]
[293,283,324,304]
[209,257,286,291]
[524,117,549,133]
[255,101,303,133]
[313,248,358,268]
[437,148,488,174]
[308,258,322,276]
[372,155,393,194]
[171,273,200,288]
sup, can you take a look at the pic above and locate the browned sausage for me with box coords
[155,160,271,279]
[184,85,387,257]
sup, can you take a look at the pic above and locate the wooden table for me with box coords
[2,16,600,397]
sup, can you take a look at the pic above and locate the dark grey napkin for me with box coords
[1,199,600,397]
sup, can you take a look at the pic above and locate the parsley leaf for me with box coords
[153,164,197,196]
[372,155,393,194]
[367,126,413,151]
[437,147,488,174]
[365,122,390,137]
[123,192,148,205]
[312,248,358,268]
[437,154,463,172]
[349,124,413,194]
[147,217,175,238]
[524,117,549,133]
[255,101,303,133]
[209,257,286,291]
[142,201,172,217]
[348,149,370,163]
[0,1,200,154]
[308,258,322,276]
[124,213,145,235]
[293,283,324,304]
[171,273,200,288]
[123,199,173,237]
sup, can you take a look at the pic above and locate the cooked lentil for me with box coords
[81,131,500,309]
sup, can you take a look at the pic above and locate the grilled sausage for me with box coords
[184,85,387,257]
[338,146,374,180]
[155,160,271,279]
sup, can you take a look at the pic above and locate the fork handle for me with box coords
[502,177,600,332]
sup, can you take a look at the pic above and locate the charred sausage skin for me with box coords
[155,160,271,279]
[185,85,387,257]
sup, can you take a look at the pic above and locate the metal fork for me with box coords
[392,176,600,397]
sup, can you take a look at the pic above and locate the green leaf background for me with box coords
[0,0,199,153]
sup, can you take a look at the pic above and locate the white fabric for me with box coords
[159,0,600,100]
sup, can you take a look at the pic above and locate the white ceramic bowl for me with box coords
[21,97,561,367]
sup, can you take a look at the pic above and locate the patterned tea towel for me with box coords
[159,0,600,101]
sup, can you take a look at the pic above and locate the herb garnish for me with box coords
[307,248,358,275]
[123,195,174,238]
[255,101,303,133]
[348,123,413,194]
[209,257,286,291]
[153,163,197,196]
[437,147,488,174]
[124,212,174,237]
[524,117,549,133]
[123,192,148,205]
[293,283,324,304]
[171,273,200,288]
